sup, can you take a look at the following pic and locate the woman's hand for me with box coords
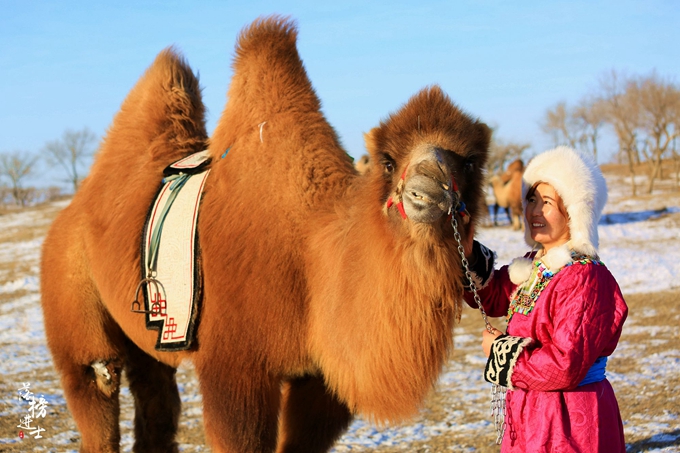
[482,326,503,357]
[462,223,475,259]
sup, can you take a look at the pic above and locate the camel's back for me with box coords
[43,17,355,362]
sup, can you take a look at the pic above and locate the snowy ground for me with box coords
[0,171,679,452]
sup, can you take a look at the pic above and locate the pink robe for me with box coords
[465,259,628,452]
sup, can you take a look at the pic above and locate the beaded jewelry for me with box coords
[507,253,603,321]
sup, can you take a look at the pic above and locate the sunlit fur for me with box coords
[41,16,490,453]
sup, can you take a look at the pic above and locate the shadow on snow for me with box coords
[600,207,680,225]
[625,428,680,452]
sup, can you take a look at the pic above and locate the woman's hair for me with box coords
[525,181,543,201]
[525,181,569,218]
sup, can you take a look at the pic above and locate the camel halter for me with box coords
[385,164,470,223]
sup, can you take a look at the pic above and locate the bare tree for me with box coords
[0,151,39,206]
[541,102,581,149]
[672,136,680,189]
[486,138,530,177]
[599,70,643,196]
[573,96,606,163]
[635,72,680,193]
[43,127,98,192]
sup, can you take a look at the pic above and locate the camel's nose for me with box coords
[402,148,454,223]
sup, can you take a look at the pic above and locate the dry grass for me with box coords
[2,290,676,452]
[1,166,679,452]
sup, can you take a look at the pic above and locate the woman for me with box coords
[463,146,628,452]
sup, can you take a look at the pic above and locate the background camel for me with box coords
[40,17,490,453]
[354,154,370,174]
[490,158,524,229]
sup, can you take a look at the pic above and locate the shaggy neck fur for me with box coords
[306,186,463,422]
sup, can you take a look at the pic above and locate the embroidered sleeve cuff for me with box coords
[465,240,496,290]
[484,334,533,389]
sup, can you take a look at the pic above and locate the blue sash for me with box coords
[578,357,607,386]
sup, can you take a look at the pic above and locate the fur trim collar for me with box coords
[508,244,574,285]
[521,146,607,257]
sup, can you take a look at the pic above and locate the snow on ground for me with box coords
[475,205,680,295]
[0,178,679,451]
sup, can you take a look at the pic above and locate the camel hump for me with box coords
[226,16,320,120]
[506,158,524,173]
[235,15,299,60]
[100,46,207,164]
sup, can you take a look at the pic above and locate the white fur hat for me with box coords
[521,146,607,258]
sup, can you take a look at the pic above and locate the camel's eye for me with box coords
[381,155,396,175]
[463,159,475,173]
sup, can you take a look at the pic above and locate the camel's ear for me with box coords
[477,121,492,150]
[363,127,380,157]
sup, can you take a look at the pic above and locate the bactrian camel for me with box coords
[40,17,490,453]
[354,154,370,174]
[490,158,524,230]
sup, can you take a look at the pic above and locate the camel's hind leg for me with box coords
[276,375,353,453]
[124,338,181,453]
[41,220,128,452]
[42,292,125,452]
[56,357,123,452]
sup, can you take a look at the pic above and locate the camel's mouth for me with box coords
[399,146,457,223]
[402,172,454,223]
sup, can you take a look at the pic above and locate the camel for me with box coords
[354,154,370,174]
[40,17,490,453]
[489,158,524,229]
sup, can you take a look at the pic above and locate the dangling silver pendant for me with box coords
[491,384,507,444]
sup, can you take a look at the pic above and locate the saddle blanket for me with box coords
[139,150,211,351]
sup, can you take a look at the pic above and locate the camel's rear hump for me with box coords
[94,48,207,171]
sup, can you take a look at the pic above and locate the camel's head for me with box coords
[354,154,371,175]
[363,86,490,231]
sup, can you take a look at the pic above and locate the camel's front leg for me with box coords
[276,374,353,453]
[195,353,281,453]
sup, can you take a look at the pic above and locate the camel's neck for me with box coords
[305,193,462,422]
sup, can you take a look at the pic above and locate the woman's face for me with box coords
[525,183,570,251]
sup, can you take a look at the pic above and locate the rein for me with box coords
[451,203,506,446]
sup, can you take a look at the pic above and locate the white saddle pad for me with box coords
[140,150,211,351]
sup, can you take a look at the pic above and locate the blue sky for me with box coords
[1,1,678,186]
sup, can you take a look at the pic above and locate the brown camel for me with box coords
[490,158,524,229]
[40,17,490,453]
[354,154,370,174]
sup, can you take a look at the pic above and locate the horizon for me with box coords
[2,1,679,188]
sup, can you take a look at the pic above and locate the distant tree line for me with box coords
[541,70,680,196]
[3,70,679,208]
[0,127,97,207]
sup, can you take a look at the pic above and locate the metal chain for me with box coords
[491,383,507,444]
[451,215,493,334]
[451,213,507,445]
